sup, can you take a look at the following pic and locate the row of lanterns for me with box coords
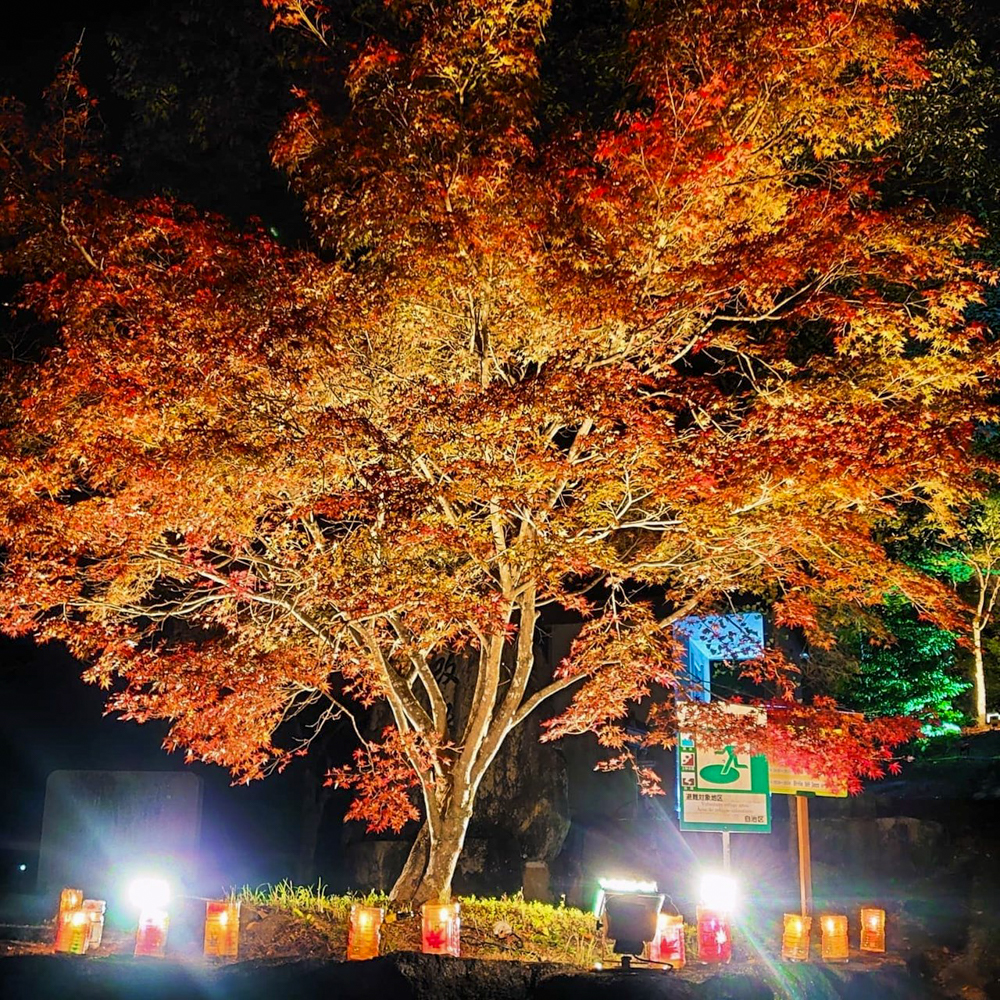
[56,884,458,963]
[596,876,887,967]
[347,901,461,960]
[54,879,885,966]
[54,883,240,959]
[782,908,885,962]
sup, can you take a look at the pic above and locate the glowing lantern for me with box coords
[54,888,87,954]
[648,912,686,968]
[204,899,241,958]
[54,909,91,955]
[130,877,171,958]
[696,908,731,964]
[134,910,170,958]
[820,914,849,962]
[421,901,460,957]
[347,904,385,960]
[781,913,811,962]
[859,908,885,953]
[59,888,84,915]
[82,900,107,949]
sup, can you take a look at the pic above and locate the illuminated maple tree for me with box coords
[1,1,998,901]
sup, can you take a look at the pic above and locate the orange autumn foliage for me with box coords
[1,2,997,899]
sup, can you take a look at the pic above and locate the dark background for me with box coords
[0,0,341,900]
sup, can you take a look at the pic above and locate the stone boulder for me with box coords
[809,816,946,874]
[533,969,703,1000]
[342,840,410,893]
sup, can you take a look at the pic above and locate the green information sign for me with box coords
[677,729,771,834]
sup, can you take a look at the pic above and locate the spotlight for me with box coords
[128,877,170,911]
[699,873,737,912]
[594,877,664,959]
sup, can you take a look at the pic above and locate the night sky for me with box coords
[0,1,338,898]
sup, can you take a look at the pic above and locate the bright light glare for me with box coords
[128,877,170,911]
[594,876,660,916]
[699,873,737,911]
[17,863,27,872]
[598,877,658,893]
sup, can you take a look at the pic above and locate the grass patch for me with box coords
[235,882,601,966]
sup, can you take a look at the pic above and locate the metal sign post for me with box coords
[796,795,813,916]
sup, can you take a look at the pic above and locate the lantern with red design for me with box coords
[696,873,735,965]
[696,907,731,964]
[421,901,460,957]
[130,878,171,958]
[204,899,241,958]
[648,912,686,968]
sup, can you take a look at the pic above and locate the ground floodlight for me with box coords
[699,872,737,912]
[128,877,170,911]
[594,878,664,957]
[592,877,659,917]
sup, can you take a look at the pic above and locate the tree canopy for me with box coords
[1,0,997,900]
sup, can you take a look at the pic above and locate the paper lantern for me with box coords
[648,912,686,968]
[820,914,849,962]
[204,899,241,958]
[781,913,811,962]
[134,909,170,958]
[54,909,91,955]
[347,904,385,960]
[421,901,460,957]
[859,908,885,953]
[58,888,84,915]
[696,907,731,964]
[82,900,107,949]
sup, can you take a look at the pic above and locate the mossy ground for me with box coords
[236,883,603,966]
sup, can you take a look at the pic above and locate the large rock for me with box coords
[466,685,572,870]
[342,840,409,893]
[0,954,948,1000]
[809,817,946,874]
[533,969,702,1000]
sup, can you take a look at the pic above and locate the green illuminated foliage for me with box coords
[839,594,969,735]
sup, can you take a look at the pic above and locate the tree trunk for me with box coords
[389,803,473,904]
[298,764,334,884]
[973,620,987,729]
[390,822,430,903]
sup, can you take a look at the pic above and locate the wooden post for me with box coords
[796,795,813,916]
